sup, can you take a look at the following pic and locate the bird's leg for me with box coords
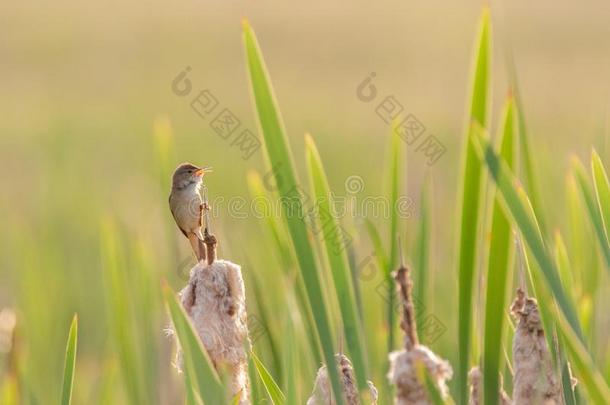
[188,233,205,262]
[196,229,207,263]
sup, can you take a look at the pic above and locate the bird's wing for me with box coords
[169,194,189,238]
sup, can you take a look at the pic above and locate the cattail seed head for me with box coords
[388,254,452,405]
[511,288,561,405]
[307,354,378,405]
[394,266,418,351]
[468,366,512,405]
[178,259,251,403]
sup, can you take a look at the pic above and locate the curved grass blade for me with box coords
[413,178,430,337]
[471,128,583,340]
[251,350,286,405]
[60,314,78,405]
[100,220,147,405]
[162,282,224,404]
[248,268,283,386]
[566,174,598,302]
[282,308,299,404]
[305,134,369,389]
[183,371,199,405]
[591,150,610,268]
[416,360,455,405]
[482,98,515,405]
[247,171,321,364]
[522,245,610,404]
[473,133,610,400]
[554,231,575,301]
[242,20,343,404]
[246,171,293,269]
[456,8,491,403]
[572,157,610,269]
[554,312,610,404]
[385,124,404,352]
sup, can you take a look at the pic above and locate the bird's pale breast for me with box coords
[170,186,202,233]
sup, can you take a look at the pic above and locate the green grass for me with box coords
[242,19,344,405]
[60,314,78,405]
[305,134,369,390]
[481,97,515,405]
[162,282,225,404]
[456,8,490,404]
[3,5,610,405]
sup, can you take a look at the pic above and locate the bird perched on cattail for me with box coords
[169,162,212,262]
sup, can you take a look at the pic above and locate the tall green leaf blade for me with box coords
[566,174,597,301]
[183,371,199,405]
[282,308,299,405]
[482,98,515,405]
[591,150,610,268]
[246,171,293,269]
[472,130,610,402]
[554,231,575,301]
[471,128,582,339]
[242,20,343,405]
[523,245,610,404]
[60,314,78,405]
[100,220,146,405]
[413,178,430,337]
[251,350,286,405]
[305,134,369,389]
[247,171,322,364]
[573,157,610,269]
[162,283,224,404]
[456,8,490,403]
[385,124,404,352]
[555,312,610,404]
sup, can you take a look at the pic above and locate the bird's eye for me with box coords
[188,170,192,173]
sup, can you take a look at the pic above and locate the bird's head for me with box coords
[172,162,212,189]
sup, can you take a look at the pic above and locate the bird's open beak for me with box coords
[194,167,212,177]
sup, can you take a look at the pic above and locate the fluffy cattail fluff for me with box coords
[468,366,512,405]
[178,258,251,403]
[388,263,453,405]
[511,288,561,405]
[306,354,378,405]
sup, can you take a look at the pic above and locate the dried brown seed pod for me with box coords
[388,257,453,405]
[468,366,512,405]
[307,354,378,405]
[178,259,251,403]
[510,288,561,405]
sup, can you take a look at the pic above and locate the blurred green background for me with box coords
[2,0,610,403]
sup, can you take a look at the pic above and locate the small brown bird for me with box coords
[169,162,212,262]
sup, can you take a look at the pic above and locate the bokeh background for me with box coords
[2,0,610,403]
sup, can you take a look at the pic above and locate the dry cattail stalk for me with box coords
[176,228,251,404]
[511,288,561,405]
[468,366,512,405]
[388,259,453,405]
[306,353,378,405]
